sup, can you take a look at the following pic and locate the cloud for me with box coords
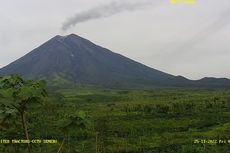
[172,8,230,54]
[0,35,10,47]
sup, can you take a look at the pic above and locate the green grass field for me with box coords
[1,88,230,153]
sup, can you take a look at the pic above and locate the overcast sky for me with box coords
[0,0,230,80]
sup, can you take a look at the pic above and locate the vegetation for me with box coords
[0,75,230,152]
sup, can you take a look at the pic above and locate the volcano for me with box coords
[0,34,229,88]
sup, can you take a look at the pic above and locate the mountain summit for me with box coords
[0,34,229,88]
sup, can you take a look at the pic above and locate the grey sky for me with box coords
[0,0,229,80]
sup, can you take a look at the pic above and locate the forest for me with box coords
[0,75,230,153]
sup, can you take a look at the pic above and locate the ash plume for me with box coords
[62,0,155,31]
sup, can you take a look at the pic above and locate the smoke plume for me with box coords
[62,0,154,31]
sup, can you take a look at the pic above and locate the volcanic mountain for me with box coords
[0,34,229,88]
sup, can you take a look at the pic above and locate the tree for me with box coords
[0,75,47,153]
[57,111,91,153]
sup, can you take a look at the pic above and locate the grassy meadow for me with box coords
[1,87,230,153]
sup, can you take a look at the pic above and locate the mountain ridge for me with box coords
[0,34,230,88]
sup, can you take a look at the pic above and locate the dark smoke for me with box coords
[62,0,155,31]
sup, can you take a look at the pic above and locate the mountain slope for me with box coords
[0,34,229,88]
[0,34,177,87]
